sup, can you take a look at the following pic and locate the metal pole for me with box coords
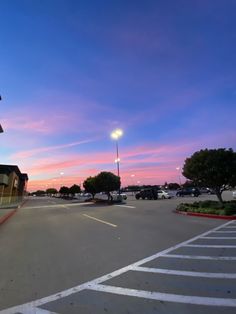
[179,174,182,186]
[116,140,120,177]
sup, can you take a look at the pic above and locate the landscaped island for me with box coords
[177,200,236,216]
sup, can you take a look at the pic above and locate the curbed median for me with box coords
[175,200,236,220]
[174,209,236,220]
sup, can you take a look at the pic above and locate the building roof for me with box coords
[0,164,28,181]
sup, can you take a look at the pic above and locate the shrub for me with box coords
[224,203,236,215]
[176,200,236,216]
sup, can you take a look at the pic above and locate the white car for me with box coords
[75,193,92,201]
[157,190,172,199]
[233,191,236,199]
[111,192,127,201]
[95,192,127,201]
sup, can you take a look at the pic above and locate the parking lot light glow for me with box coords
[111,129,123,140]
[115,129,123,137]
[111,129,123,192]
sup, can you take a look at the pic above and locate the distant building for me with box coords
[0,164,28,205]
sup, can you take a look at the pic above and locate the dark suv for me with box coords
[176,188,200,197]
[199,187,215,194]
[135,188,158,200]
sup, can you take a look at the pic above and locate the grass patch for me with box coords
[176,200,236,216]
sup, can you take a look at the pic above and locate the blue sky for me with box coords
[0,0,235,190]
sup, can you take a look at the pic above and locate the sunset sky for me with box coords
[1,0,236,191]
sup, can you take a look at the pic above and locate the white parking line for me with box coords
[34,308,58,314]
[132,266,236,279]
[1,219,235,313]
[164,254,236,260]
[83,214,117,228]
[224,226,236,228]
[88,284,236,307]
[201,236,236,239]
[185,244,236,248]
[115,205,136,208]
[214,231,236,233]
[0,305,58,314]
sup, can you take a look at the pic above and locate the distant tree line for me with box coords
[30,184,81,196]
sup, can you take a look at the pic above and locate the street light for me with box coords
[60,172,64,188]
[111,129,123,177]
[176,167,182,186]
[0,95,3,133]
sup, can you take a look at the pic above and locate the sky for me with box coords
[0,0,236,191]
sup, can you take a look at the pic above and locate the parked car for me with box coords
[176,188,200,197]
[111,192,127,201]
[199,187,215,194]
[135,188,158,200]
[95,192,127,202]
[75,193,92,201]
[157,190,172,199]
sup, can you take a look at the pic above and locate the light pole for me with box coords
[0,95,3,133]
[176,167,182,186]
[111,129,123,178]
[60,172,64,188]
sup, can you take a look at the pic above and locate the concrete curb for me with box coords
[0,199,28,226]
[175,210,236,220]
[0,209,17,225]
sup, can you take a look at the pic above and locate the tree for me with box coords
[69,184,81,196]
[168,183,180,190]
[182,180,197,188]
[32,190,45,196]
[46,188,58,195]
[83,177,98,199]
[183,148,236,204]
[95,171,120,201]
[59,186,70,195]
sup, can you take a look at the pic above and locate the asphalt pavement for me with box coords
[0,192,235,313]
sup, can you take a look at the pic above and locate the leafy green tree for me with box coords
[126,185,141,192]
[59,186,70,195]
[34,190,45,196]
[183,148,236,204]
[69,184,81,196]
[95,171,120,201]
[168,183,180,190]
[46,188,58,195]
[83,177,98,198]
[182,180,197,188]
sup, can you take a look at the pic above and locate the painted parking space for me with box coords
[1,220,236,313]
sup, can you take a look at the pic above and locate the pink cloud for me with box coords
[25,141,196,191]
[11,138,98,159]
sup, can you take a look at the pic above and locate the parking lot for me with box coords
[0,192,235,313]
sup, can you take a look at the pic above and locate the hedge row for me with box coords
[176,200,236,216]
